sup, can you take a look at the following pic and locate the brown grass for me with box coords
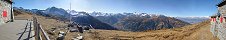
[84,21,219,40]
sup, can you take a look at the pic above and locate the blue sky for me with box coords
[13,0,222,17]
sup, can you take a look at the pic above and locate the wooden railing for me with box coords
[33,16,50,40]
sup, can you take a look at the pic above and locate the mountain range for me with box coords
[13,7,208,31]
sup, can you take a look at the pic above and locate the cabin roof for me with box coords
[2,0,13,4]
[217,0,226,7]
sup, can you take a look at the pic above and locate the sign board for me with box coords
[2,9,7,17]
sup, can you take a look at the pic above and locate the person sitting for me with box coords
[77,25,83,33]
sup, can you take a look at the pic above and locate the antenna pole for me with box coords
[69,0,72,23]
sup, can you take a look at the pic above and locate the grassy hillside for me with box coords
[84,20,218,40]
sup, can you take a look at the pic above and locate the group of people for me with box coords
[67,22,84,40]
[67,23,84,33]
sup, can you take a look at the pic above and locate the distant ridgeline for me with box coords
[14,7,191,32]
[174,17,209,24]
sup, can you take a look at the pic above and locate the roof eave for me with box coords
[217,0,226,7]
[2,0,13,4]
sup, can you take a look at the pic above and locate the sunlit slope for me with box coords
[84,20,218,40]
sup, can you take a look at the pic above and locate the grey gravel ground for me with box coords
[0,20,35,40]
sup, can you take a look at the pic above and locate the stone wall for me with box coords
[211,17,226,40]
[220,6,226,15]
[211,1,226,40]
[0,0,12,25]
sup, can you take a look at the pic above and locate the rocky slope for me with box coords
[72,12,117,30]
[114,14,190,31]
